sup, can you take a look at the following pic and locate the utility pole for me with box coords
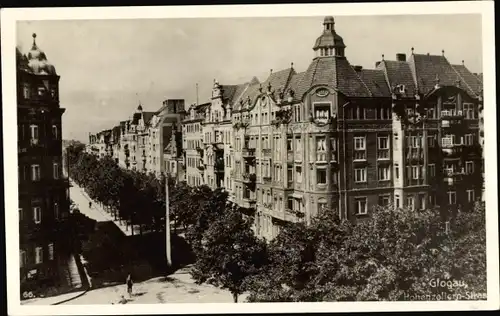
[165,173,172,267]
[196,83,199,105]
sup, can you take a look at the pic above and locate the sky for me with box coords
[17,14,482,143]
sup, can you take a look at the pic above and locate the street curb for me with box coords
[51,287,90,305]
[51,258,93,305]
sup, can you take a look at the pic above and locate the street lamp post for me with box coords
[164,173,172,267]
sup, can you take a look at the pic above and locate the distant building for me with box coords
[88,100,185,180]
[17,34,72,291]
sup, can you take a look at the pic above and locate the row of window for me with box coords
[185,139,202,150]
[22,82,57,100]
[204,130,233,145]
[354,160,476,183]
[354,189,477,215]
[184,123,201,134]
[187,175,202,186]
[18,124,59,142]
[19,203,61,223]
[19,163,61,181]
[19,243,54,268]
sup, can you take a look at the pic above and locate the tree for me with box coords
[248,203,486,302]
[190,203,268,303]
[185,186,227,249]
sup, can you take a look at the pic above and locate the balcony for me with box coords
[196,146,204,157]
[212,141,224,151]
[242,172,256,184]
[316,152,327,163]
[263,176,272,184]
[262,148,272,157]
[262,202,273,209]
[241,197,257,209]
[441,140,465,157]
[441,110,465,120]
[406,149,424,161]
[197,162,205,171]
[242,147,256,158]
[443,169,465,185]
[214,159,224,173]
[268,208,301,222]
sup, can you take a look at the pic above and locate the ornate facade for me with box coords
[182,16,483,240]
[17,34,71,291]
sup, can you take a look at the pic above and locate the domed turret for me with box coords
[313,16,346,58]
[26,33,57,75]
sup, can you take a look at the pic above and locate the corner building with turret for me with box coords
[184,16,484,240]
[17,34,73,293]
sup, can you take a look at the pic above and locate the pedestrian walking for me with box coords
[89,201,92,209]
[126,274,133,298]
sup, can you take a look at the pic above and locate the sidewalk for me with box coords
[21,289,87,306]
[70,180,153,236]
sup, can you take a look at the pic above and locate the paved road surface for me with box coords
[63,266,249,304]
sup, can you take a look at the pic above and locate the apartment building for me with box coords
[87,100,185,179]
[158,100,185,182]
[182,16,483,240]
[183,102,210,186]
[17,34,71,290]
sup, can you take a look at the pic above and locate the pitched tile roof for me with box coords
[409,54,463,94]
[295,57,372,100]
[196,102,210,113]
[356,68,391,97]
[261,68,295,93]
[234,80,261,112]
[221,85,239,102]
[221,83,248,105]
[143,111,155,125]
[451,64,482,97]
[378,60,417,94]
[287,71,306,95]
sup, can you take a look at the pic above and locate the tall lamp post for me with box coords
[163,172,172,267]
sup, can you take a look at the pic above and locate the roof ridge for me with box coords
[310,58,321,87]
[232,82,251,108]
[450,64,477,98]
[347,59,373,97]
[379,61,392,91]
[407,54,419,92]
[283,67,295,92]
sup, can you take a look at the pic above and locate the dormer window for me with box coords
[397,84,406,94]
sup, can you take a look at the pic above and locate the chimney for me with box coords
[353,65,363,72]
[375,61,381,67]
[396,53,406,62]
